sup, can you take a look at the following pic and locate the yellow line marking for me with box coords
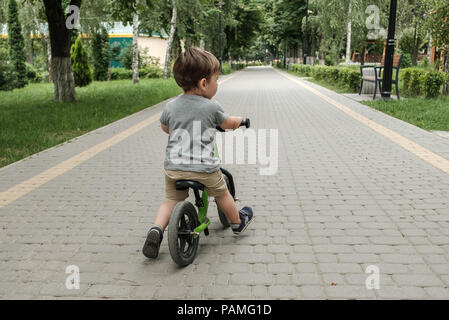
[0,73,241,208]
[275,68,449,176]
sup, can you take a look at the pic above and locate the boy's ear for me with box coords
[198,78,207,89]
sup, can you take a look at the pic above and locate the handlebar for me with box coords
[216,118,250,132]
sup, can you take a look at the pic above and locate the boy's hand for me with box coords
[161,124,169,134]
[220,116,243,130]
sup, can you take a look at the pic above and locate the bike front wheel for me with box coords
[168,201,200,267]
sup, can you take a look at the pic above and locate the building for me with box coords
[1,22,169,68]
[106,22,169,68]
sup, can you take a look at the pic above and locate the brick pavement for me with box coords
[1,67,449,299]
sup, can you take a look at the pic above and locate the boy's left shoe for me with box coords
[142,226,163,259]
[231,207,254,235]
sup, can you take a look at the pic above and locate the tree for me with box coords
[40,0,81,102]
[163,0,177,79]
[92,27,110,81]
[426,0,449,93]
[111,0,156,84]
[70,36,92,87]
[7,0,27,88]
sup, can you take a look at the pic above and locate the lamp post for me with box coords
[381,0,398,99]
[303,0,309,65]
[218,1,223,74]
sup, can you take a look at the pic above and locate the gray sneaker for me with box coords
[142,226,163,258]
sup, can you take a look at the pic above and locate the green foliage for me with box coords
[401,67,446,98]
[139,65,163,78]
[7,0,27,88]
[25,63,42,83]
[120,43,140,70]
[409,68,423,97]
[290,63,361,92]
[70,37,93,87]
[420,71,446,98]
[290,64,312,76]
[92,28,110,81]
[109,66,163,80]
[400,53,412,69]
[109,67,133,80]
[399,28,416,57]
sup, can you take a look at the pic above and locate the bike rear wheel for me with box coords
[168,201,200,267]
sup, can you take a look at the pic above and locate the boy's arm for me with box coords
[161,124,169,134]
[219,116,243,130]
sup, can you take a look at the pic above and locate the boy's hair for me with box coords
[173,47,220,91]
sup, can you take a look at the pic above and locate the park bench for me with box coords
[359,54,403,100]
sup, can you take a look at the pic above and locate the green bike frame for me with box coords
[192,190,211,238]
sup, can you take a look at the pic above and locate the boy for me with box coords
[142,47,254,259]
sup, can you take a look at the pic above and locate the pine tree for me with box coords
[70,36,93,87]
[7,0,27,88]
[92,27,110,81]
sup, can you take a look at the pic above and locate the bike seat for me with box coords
[175,180,205,191]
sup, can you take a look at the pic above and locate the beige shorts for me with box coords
[165,169,228,201]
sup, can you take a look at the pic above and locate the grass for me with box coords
[362,96,449,131]
[0,78,183,168]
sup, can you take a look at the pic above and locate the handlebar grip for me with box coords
[216,118,250,132]
[240,118,250,128]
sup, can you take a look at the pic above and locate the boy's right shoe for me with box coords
[231,207,254,235]
[142,226,163,259]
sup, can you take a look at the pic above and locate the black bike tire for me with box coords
[168,201,200,267]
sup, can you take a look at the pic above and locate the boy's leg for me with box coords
[215,190,254,234]
[154,200,178,231]
[214,191,240,224]
[143,200,177,259]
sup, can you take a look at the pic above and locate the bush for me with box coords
[139,65,163,78]
[420,71,445,98]
[408,68,424,97]
[402,68,412,95]
[92,28,110,81]
[7,0,27,88]
[222,62,233,75]
[401,53,412,69]
[290,64,312,77]
[109,67,162,80]
[231,62,246,70]
[109,68,133,80]
[70,37,93,87]
[0,62,14,91]
[25,63,42,83]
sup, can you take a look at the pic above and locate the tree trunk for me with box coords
[443,53,449,95]
[412,22,418,66]
[132,11,139,84]
[345,1,352,64]
[52,56,76,102]
[43,0,80,102]
[427,34,432,63]
[164,0,177,79]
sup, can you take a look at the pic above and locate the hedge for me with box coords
[402,67,446,98]
[290,64,361,92]
[109,67,163,80]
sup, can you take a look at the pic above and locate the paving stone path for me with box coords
[1,66,449,299]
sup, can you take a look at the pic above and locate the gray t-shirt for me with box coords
[160,94,228,173]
